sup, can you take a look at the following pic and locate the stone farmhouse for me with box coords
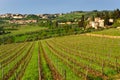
[86,17,114,29]
[86,17,104,29]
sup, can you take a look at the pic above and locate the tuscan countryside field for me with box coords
[0,28,120,80]
[1,0,120,80]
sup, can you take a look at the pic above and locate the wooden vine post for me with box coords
[2,67,4,80]
[0,63,3,79]
[115,57,118,72]
[101,59,105,75]
[85,65,89,80]
[63,69,66,80]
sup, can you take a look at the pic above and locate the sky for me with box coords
[0,0,120,14]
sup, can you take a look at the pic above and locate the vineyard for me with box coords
[0,34,120,80]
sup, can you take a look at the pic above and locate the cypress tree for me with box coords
[78,15,85,28]
[104,12,109,25]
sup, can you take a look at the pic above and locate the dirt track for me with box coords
[82,33,120,39]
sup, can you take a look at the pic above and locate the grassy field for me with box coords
[0,33,120,80]
[8,25,46,35]
[56,12,86,21]
[91,28,120,36]
[22,42,39,80]
[45,34,120,79]
[0,25,47,38]
[56,11,96,21]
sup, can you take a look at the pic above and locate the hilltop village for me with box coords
[0,13,61,24]
[0,9,120,36]
[0,12,115,29]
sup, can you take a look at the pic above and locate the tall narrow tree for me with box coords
[104,12,109,25]
[78,15,85,28]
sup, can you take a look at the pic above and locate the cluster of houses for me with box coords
[37,13,63,19]
[0,13,63,19]
[58,17,114,29]
[0,13,114,29]
[86,17,114,29]
[9,20,37,24]
[0,13,63,24]
[0,13,25,19]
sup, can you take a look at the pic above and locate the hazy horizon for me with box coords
[0,0,120,14]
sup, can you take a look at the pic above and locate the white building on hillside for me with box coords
[87,17,105,29]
